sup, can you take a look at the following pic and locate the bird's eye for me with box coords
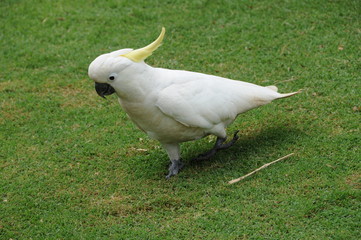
[108,73,117,81]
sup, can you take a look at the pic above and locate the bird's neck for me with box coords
[114,63,157,102]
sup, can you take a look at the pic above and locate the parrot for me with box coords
[88,27,299,178]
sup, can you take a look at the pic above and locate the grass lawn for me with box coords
[1,0,360,239]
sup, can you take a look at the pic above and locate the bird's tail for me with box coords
[277,90,301,99]
[266,85,301,99]
[266,85,278,92]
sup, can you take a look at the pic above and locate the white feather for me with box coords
[88,37,299,177]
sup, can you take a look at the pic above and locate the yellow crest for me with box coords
[121,27,165,62]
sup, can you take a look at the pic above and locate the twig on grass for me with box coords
[228,153,295,184]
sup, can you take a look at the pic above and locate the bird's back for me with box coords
[155,68,285,130]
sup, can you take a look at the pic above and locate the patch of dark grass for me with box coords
[1,0,360,239]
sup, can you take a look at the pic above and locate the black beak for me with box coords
[95,83,115,98]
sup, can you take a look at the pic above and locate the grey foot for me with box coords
[166,159,184,179]
[194,130,240,161]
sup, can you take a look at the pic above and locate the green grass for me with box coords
[1,0,360,239]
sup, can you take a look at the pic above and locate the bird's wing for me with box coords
[155,75,276,130]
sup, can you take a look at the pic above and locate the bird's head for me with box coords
[88,27,165,98]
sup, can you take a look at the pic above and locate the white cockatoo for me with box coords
[88,27,299,178]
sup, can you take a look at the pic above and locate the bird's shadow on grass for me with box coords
[184,125,305,176]
[136,124,305,180]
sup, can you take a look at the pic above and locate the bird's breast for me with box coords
[117,98,206,143]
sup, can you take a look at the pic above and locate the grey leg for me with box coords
[166,159,184,179]
[161,143,184,179]
[194,130,240,160]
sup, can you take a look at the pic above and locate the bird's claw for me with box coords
[219,130,239,149]
[166,159,184,179]
[194,149,217,161]
[193,130,240,161]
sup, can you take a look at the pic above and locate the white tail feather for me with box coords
[277,90,301,99]
[266,85,278,92]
